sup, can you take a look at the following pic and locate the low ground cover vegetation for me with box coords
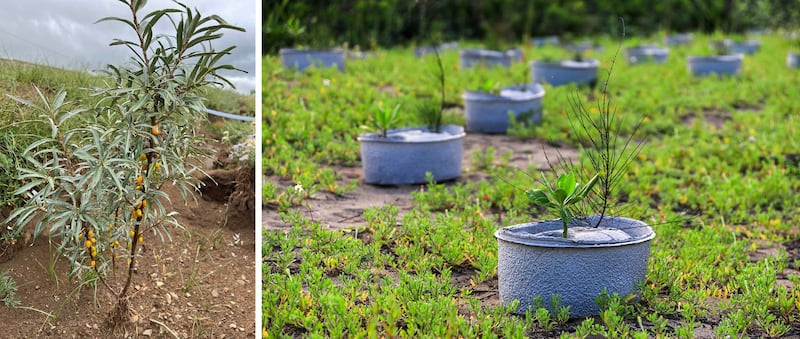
[264,33,800,337]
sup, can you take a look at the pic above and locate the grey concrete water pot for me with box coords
[279,48,345,71]
[787,53,800,68]
[626,45,669,64]
[664,33,693,46]
[462,84,545,134]
[687,54,743,77]
[358,125,465,185]
[730,40,760,55]
[531,36,560,47]
[459,49,518,68]
[495,215,655,318]
[530,59,599,87]
[415,42,459,57]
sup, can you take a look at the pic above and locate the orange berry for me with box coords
[91,237,97,244]
[138,236,144,243]
[87,230,94,238]
[130,230,136,238]
[90,260,96,268]
[135,209,143,218]
[152,125,159,136]
[154,163,161,169]
[136,176,143,184]
[85,240,92,248]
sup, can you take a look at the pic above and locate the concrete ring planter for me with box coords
[358,125,465,185]
[573,41,604,53]
[414,42,459,57]
[459,49,515,68]
[664,33,693,46]
[730,40,760,55]
[687,54,743,77]
[531,36,560,47]
[530,59,599,87]
[495,215,655,317]
[626,45,669,64]
[463,84,545,134]
[788,53,800,68]
[279,48,345,71]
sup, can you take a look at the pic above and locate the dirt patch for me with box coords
[0,140,255,337]
[681,109,731,129]
[263,134,578,230]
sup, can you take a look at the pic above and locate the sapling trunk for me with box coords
[549,18,644,227]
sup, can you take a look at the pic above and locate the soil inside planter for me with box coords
[532,227,634,243]
[496,216,655,248]
[359,125,464,143]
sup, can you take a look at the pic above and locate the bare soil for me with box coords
[0,137,255,338]
[263,134,579,230]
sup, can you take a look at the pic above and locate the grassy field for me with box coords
[263,34,800,337]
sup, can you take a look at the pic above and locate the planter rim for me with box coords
[627,46,669,55]
[460,48,517,58]
[687,54,744,62]
[279,48,343,55]
[530,59,599,69]
[495,215,655,248]
[358,124,465,144]
[462,83,545,102]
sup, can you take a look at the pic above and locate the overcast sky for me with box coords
[0,0,256,94]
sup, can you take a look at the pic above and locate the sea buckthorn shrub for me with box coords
[5,0,243,321]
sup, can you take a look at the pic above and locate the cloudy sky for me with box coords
[0,0,256,94]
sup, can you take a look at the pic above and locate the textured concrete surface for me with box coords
[787,53,800,68]
[664,33,693,46]
[626,45,669,64]
[463,84,545,134]
[730,40,760,55]
[687,55,742,77]
[530,59,598,87]
[358,125,464,185]
[279,48,345,71]
[459,49,512,69]
[495,216,655,317]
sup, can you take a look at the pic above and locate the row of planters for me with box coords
[275,41,658,318]
[270,32,798,320]
[279,31,800,78]
[264,32,800,336]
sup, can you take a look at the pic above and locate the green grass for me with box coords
[263,33,800,337]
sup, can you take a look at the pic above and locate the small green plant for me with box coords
[370,104,401,138]
[527,172,599,237]
[551,20,644,226]
[710,39,733,55]
[0,269,20,307]
[418,47,446,133]
[477,79,500,94]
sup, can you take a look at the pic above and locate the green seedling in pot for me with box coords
[478,79,500,94]
[527,172,599,238]
[371,104,401,138]
[710,40,732,55]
